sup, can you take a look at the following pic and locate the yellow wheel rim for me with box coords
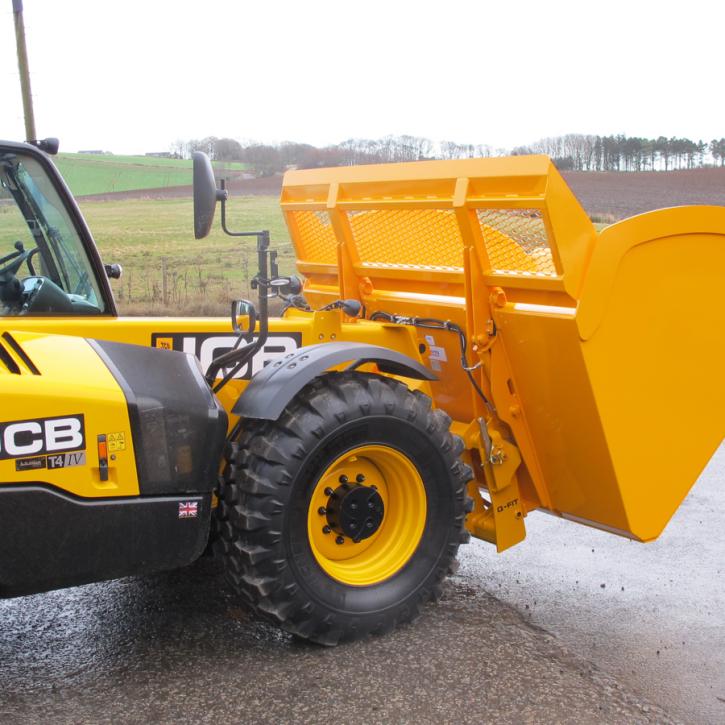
[307,445,427,586]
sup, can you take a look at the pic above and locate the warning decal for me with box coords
[107,432,126,452]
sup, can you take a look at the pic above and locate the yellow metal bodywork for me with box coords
[0,314,428,436]
[0,331,139,498]
[3,155,723,552]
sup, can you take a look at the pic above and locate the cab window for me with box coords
[0,150,106,315]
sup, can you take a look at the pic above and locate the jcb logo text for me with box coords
[0,415,85,460]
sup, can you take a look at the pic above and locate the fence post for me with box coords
[161,257,168,305]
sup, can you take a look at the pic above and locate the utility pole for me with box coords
[12,0,37,142]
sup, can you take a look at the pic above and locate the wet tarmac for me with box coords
[466,442,725,725]
[0,569,676,725]
[0,445,721,724]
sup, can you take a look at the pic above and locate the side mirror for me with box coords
[104,263,123,280]
[192,152,227,239]
[231,299,257,336]
[29,138,60,155]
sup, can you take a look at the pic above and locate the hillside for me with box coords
[52,153,248,196]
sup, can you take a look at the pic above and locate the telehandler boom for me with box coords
[0,138,722,645]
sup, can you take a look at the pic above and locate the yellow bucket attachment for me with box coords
[281,157,725,542]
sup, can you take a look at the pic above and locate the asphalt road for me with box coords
[0,445,721,724]
[466,442,725,725]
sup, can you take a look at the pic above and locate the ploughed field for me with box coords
[563,167,725,221]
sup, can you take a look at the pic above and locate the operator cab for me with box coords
[0,142,111,316]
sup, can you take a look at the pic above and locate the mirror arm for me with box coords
[207,231,272,392]
[219,179,266,240]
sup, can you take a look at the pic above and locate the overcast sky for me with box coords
[1,0,723,154]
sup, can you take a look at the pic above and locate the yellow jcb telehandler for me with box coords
[0,138,722,645]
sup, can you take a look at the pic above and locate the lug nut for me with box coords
[339,475,348,484]
[356,473,365,483]
[350,522,357,529]
[318,506,327,515]
[366,521,373,528]
[322,525,331,534]
[370,485,378,491]
[351,503,358,510]
[324,487,334,496]
[335,536,345,545]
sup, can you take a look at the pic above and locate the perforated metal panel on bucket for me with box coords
[290,210,337,265]
[476,208,557,276]
[348,209,464,272]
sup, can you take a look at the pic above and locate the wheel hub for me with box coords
[325,481,384,543]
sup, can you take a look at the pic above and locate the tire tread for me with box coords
[215,371,472,645]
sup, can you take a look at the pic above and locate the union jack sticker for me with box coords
[178,501,198,519]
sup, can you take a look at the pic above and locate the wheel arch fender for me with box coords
[232,342,436,421]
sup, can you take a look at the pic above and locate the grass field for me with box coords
[54,153,248,197]
[79,196,290,315]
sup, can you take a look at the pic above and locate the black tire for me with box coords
[214,371,472,645]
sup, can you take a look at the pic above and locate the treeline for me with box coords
[171,135,495,176]
[171,134,725,175]
[513,135,725,171]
